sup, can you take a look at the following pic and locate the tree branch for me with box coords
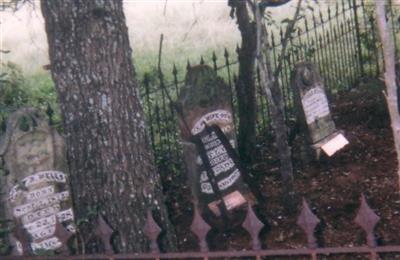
[273,0,303,78]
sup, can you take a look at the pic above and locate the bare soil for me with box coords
[163,77,400,259]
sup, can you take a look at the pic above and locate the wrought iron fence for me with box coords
[139,0,400,176]
[5,194,400,259]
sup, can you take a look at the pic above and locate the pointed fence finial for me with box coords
[13,222,31,255]
[190,204,210,252]
[212,51,218,71]
[94,215,114,254]
[297,198,320,249]
[144,209,161,253]
[55,220,74,256]
[354,194,380,247]
[236,43,240,54]
[187,60,191,71]
[46,102,54,125]
[242,203,264,250]
[200,56,205,65]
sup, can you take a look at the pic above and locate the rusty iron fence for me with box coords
[138,0,400,177]
[4,194,400,259]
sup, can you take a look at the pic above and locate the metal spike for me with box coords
[144,209,161,253]
[354,194,380,247]
[46,103,54,125]
[212,51,218,71]
[172,63,178,75]
[186,60,191,71]
[94,215,114,254]
[297,198,320,249]
[190,205,210,252]
[54,221,74,256]
[200,56,205,65]
[224,48,229,58]
[242,204,264,250]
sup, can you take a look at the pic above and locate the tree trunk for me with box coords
[41,0,176,253]
[230,0,257,169]
[254,3,296,210]
[375,0,400,189]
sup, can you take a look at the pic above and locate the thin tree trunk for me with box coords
[254,1,302,209]
[375,0,400,188]
[230,0,257,168]
[41,0,176,253]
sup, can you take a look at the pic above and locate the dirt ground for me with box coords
[163,77,400,258]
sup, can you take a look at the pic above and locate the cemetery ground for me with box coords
[161,77,400,253]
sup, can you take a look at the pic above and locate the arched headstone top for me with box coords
[0,108,49,156]
[177,65,232,140]
[0,107,74,255]
[0,107,65,177]
[293,62,323,90]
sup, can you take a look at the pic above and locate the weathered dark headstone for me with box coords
[292,62,348,157]
[0,108,75,255]
[177,65,251,218]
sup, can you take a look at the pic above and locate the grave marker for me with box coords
[177,65,250,217]
[292,62,348,157]
[0,108,75,255]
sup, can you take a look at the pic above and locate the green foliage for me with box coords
[0,62,60,134]
[0,62,28,110]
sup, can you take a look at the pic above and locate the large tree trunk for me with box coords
[41,0,176,253]
[230,0,257,169]
[375,0,400,188]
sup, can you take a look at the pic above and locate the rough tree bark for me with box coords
[41,0,176,253]
[375,0,400,188]
[229,0,257,169]
[254,0,300,209]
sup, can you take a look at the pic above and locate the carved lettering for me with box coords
[301,86,330,124]
[13,191,70,217]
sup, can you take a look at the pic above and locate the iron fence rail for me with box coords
[4,246,400,260]
[4,194,400,260]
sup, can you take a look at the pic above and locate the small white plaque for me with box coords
[223,191,246,210]
[321,133,349,156]
[301,86,330,124]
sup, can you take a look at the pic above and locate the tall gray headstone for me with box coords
[0,108,75,255]
[292,62,348,157]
